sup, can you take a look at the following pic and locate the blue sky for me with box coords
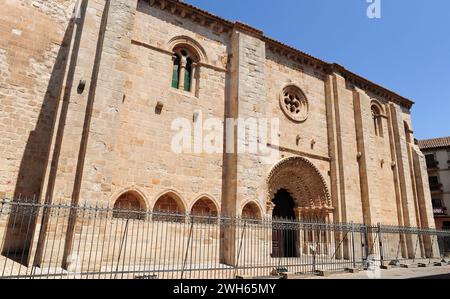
[184,0,450,140]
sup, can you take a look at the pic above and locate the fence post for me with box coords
[114,218,129,279]
[362,225,369,269]
[351,222,356,269]
[234,221,247,278]
[377,223,384,268]
[181,221,194,279]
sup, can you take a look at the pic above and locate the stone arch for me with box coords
[111,189,148,220]
[241,201,263,220]
[189,194,220,216]
[109,187,149,210]
[168,35,208,63]
[153,189,187,214]
[370,99,385,115]
[267,157,332,209]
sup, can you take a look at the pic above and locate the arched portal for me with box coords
[272,189,296,220]
[267,157,333,257]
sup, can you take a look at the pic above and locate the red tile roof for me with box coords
[418,137,450,150]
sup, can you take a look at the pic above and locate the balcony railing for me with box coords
[433,207,447,216]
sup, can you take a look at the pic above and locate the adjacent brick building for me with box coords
[0,0,436,264]
[418,137,450,230]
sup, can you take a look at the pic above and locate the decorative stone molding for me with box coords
[266,201,275,214]
[240,200,263,219]
[153,188,188,213]
[266,157,332,210]
[144,0,414,110]
[188,193,220,214]
[109,187,151,210]
[146,0,233,35]
[279,84,309,123]
[370,99,386,117]
[168,35,208,64]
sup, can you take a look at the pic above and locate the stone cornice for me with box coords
[143,0,415,110]
[146,0,233,34]
[331,64,414,109]
[267,144,331,163]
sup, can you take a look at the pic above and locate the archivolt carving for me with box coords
[167,35,208,63]
[267,157,332,209]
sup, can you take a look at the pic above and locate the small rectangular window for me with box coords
[429,176,439,185]
[432,199,442,208]
[425,154,437,169]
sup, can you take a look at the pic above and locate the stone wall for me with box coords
[0,0,77,200]
[0,0,437,265]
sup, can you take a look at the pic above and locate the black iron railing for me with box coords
[0,199,449,279]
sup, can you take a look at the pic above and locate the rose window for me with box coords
[280,85,309,122]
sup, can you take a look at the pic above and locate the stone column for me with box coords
[388,103,417,258]
[178,56,187,90]
[220,24,266,266]
[294,207,304,255]
[353,87,377,226]
[59,0,139,268]
[325,75,343,224]
[191,62,198,96]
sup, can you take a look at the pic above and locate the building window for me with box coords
[279,85,309,122]
[171,55,181,89]
[429,176,441,191]
[432,198,443,208]
[171,47,198,93]
[425,154,438,169]
[371,104,383,137]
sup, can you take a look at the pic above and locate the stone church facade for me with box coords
[0,0,436,261]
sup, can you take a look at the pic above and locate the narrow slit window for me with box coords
[184,57,192,92]
[172,54,181,89]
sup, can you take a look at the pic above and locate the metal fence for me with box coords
[0,199,449,279]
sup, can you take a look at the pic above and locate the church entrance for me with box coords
[267,157,333,259]
[272,189,297,257]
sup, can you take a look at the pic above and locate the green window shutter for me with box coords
[172,57,180,89]
[184,59,192,92]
